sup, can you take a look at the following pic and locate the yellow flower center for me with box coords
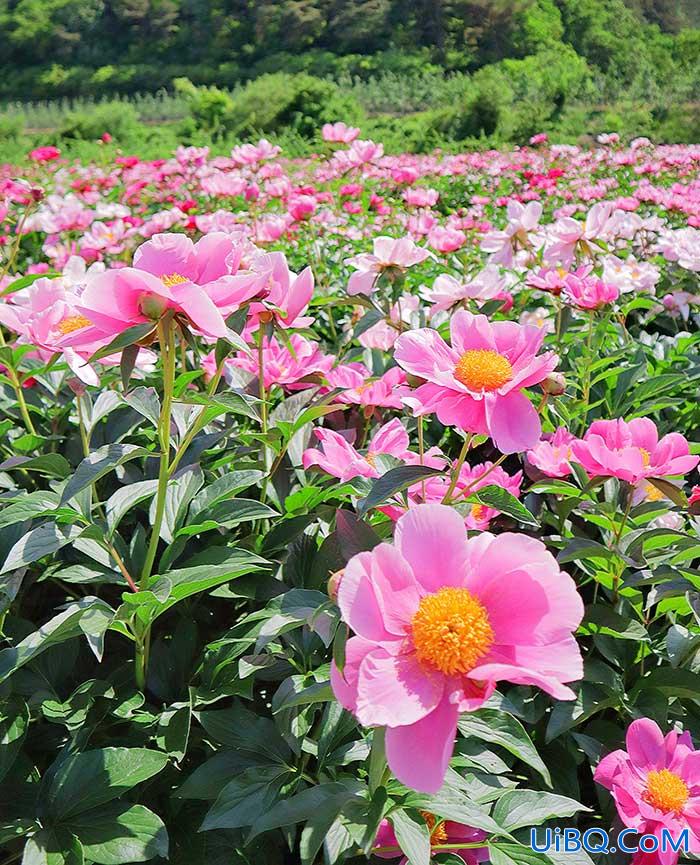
[643,769,689,815]
[454,350,513,392]
[57,314,91,334]
[644,482,665,502]
[160,272,189,287]
[411,587,494,676]
[365,452,377,468]
[639,448,651,466]
[471,503,486,522]
[420,811,448,845]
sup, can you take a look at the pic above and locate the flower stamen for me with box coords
[643,769,688,815]
[411,587,494,675]
[454,349,513,392]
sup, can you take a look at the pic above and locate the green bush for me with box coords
[0,113,25,141]
[58,102,141,141]
[225,73,364,140]
[174,78,234,137]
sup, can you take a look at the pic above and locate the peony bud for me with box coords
[328,569,344,602]
[541,372,566,396]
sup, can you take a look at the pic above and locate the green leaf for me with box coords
[358,465,443,515]
[492,790,587,831]
[0,597,114,683]
[2,271,60,296]
[65,803,168,864]
[581,604,648,641]
[123,387,161,427]
[0,491,60,529]
[89,323,156,363]
[189,470,264,517]
[0,698,29,783]
[22,829,84,865]
[1,522,85,575]
[458,709,551,786]
[557,538,616,564]
[200,766,289,831]
[105,480,159,534]
[46,747,169,820]
[0,454,71,478]
[249,782,360,839]
[391,809,431,865]
[630,667,700,701]
[177,499,278,536]
[489,842,553,865]
[120,344,140,392]
[61,444,149,505]
[647,477,688,507]
[465,485,539,527]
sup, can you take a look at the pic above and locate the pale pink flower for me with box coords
[428,225,467,253]
[326,365,409,411]
[481,201,542,267]
[346,236,430,296]
[322,122,360,143]
[358,295,420,352]
[395,311,558,454]
[332,503,584,792]
[426,266,506,313]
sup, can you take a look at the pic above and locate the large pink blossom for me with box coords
[571,418,699,485]
[331,503,584,793]
[595,719,700,865]
[527,427,575,478]
[229,334,332,390]
[395,311,558,453]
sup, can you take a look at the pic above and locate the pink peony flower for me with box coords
[29,146,61,163]
[529,133,548,146]
[325,364,409,411]
[480,201,542,267]
[229,334,332,391]
[375,814,488,864]
[322,122,361,143]
[563,273,619,310]
[302,418,410,482]
[331,503,584,793]
[358,295,420,352]
[428,225,467,253]
[244,251,314,331]
[571,418,699,485]
[594,718,700,865]
[527,427,576,478]
[346,236,430,296]
[395,311,558,454]
[132,231,264,317]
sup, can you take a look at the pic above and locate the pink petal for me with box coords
[385,696,459,793]
[330,635,375,713]
[486,390,541,453]
[394,504,469,593]
[627,718,666,771]
[356,648,444,727]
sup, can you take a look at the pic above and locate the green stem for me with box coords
[135,317,176,690]
[257,326,268,436]
[441,433,473,504]
[579,310,596,433]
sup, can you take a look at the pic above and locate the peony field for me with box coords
[3,129,700,865]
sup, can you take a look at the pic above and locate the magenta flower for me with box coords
[246,252,314,330]
[571,418,699,485]
[594,719,700,865]
[375,814,487,864]
[346,236,430,296]
[331,504,584,793]
[395,311,558,454]
[563,273,619,310]
[229,334,332,391]
[302,418,410,482]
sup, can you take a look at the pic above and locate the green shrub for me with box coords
[58,102,140,141]
[174,78,234,137]
[0,113,25,141]
[225,73,364,140]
